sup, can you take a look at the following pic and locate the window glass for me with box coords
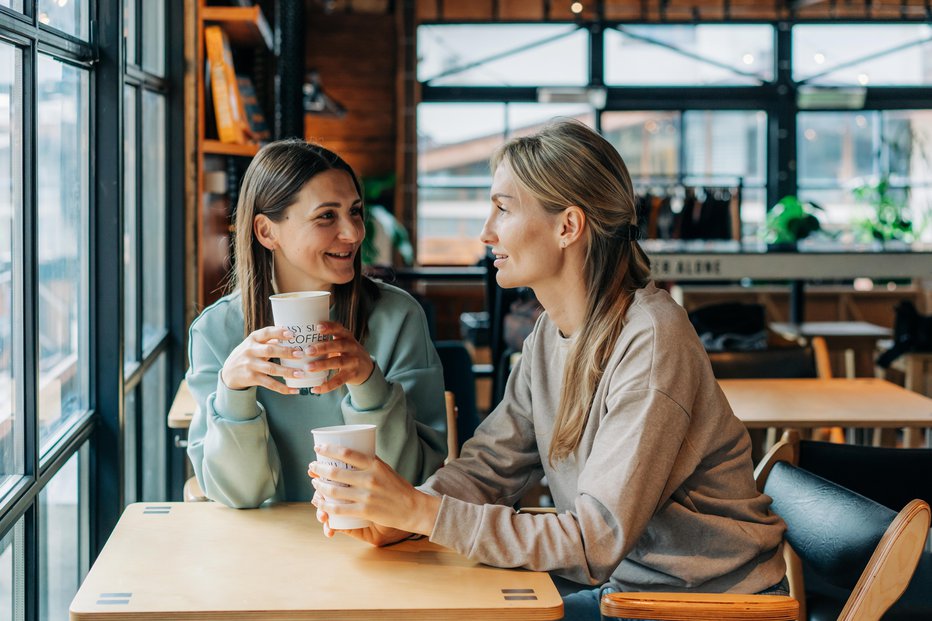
[602,111,680,178]
[505,104,594,138]
[39,451,82,621]
[123,0,136,66]
[0,44,22,489]
[418,103,504,265]
[794,24,932,86]
[37,56,90,453]
[0,0,23,13]
[799,110,932,241]
[606,25,774,86]
[38,0,89,40]
[123,388,137,505]
[684,110,766,186]
[0,519,24,621]
[141,355,167,501]
[418,24,588,86]
[123,86,137,369]
[141,0,165,76]
[141,91,166,353]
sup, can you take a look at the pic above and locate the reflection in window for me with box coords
[39,450,83,621]
[417,103,593,264]
[141,355,167,501]
[123,0,136,66]
[37,56,90,452]
[123,389,138,505]
[142,91,166,353]
[0,518,24,620]
[606,25,774,86]
[602,111,679,178]
[0,0,23,13]
[794,25,932,86]
[418,24,588,87]
[37,0,89,40]
[798,110,932,241]
[0,44,22,488]
[141,0,165,76]
[123,86,137,369]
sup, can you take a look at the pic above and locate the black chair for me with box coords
[434,341,480,454]
[707,340,830,380]
[601,435,931,621]
[786,433,932,621]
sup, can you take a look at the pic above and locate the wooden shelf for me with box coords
[202,5,273,51]
[203,139,260,157]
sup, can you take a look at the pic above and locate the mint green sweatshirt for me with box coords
[186,280,447,508]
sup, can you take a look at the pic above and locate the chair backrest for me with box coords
[756,440,930,621]
[434,341,480,451]
[709,347,816,379]
[796,438,932,513]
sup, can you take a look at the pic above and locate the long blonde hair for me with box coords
[491,120,651,464]
[230,139,380,339]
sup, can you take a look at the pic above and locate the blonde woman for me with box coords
[186,139,446,509]
[308,121,787,620]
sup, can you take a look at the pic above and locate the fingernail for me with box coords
[305,346,317,355]
[293,348,305,358]
[293,370,304,378]
[283,330,294,338]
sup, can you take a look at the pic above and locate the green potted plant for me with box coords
[852,175,916,245]
[763,195,824,251]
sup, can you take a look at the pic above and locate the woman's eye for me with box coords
[496,204,507,213]
[350,206,364,217]
[317,211,334,220]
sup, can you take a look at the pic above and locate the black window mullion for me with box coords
[90,0,125,560]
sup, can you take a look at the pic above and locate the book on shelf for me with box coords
[236,75,271,143]
[204,25,249,144]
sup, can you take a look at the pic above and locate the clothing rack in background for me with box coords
[632,175,744,241]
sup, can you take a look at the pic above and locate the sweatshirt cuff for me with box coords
[346,361,391,411]
[214,375,260,421]
[427,495,483,555]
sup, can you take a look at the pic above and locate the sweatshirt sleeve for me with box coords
[428,389,691,585]
[185,314,283,509]
[418,339,544,506]
[340,295,447,485]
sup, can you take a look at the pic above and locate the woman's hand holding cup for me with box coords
[303,321,375,394]
[220,326,312,395]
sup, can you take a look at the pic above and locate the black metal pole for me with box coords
[276,0,305,139]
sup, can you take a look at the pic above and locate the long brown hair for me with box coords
[230,139,380,340]
[491,120,651,464]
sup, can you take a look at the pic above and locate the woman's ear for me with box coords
[254,214,278,251]
[558,206,586,248]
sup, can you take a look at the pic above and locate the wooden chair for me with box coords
[601,435,930,621]
[783,431,932,620]
[185,390,460,500]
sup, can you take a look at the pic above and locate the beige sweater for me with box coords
[421,282,786,592]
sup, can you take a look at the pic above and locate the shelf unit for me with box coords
[192,0,277,310]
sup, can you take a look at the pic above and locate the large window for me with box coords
[0,2,181,619]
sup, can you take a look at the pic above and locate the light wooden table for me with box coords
[167,379,195,430]
[719,377,932,433]
[71,502,563,620]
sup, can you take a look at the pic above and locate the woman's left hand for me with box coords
[308,444,440,537]
[305,321,375,394]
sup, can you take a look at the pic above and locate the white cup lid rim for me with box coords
[270,291,331,300]
[311,424,376,435]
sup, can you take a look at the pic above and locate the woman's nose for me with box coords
[479,214,496,246]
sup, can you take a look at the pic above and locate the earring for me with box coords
[561,240,567,248]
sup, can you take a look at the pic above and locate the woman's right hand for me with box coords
[220,326,309,395]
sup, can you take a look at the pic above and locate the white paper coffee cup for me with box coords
[311,424,376,530]
[269,291,331,388]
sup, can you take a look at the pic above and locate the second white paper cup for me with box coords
[311,424,376,530]
[269,291,330,388]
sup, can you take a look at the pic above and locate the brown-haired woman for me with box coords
[308,120,788,620]
[187,139,446,509]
